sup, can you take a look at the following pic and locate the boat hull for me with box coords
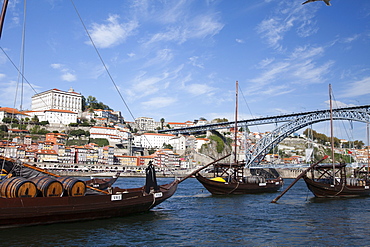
[303,176,370,198]
[0,180,178,228]
[195,173,283,195]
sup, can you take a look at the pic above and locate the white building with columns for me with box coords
[31,88,82,113]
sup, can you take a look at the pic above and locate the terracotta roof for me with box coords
[0,107,29,116]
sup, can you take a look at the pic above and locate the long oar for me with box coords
[179,154,231,184]
[271,155,328,203]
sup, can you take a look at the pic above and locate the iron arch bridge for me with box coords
[158,105,370,167]
[245,107,370,167]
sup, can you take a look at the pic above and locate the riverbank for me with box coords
[53,167,318,179]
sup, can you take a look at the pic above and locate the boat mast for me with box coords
[234,81,238,163]
[367,122,369,178]
[0,0,9,39]
[329,84,335,183]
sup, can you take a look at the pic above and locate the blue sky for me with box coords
[1,0,370,141]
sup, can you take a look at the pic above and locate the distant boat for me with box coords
[302,85,370,198]
[195,81,283,195]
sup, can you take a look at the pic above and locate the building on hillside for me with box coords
[135,117,155,132]
[81,109,124,125]
[134,133,176,149]
[31,88,82,113]
[36,149,58,162]
[0,107,30,123]
[90,126,130,145]
[152,149,180,168]
[45,133,68,144]
[8,129,29,134]
[114,155,140,166]
[168,135,186,154]
[23,109,78,126]
[166,122,189,129]
[24,135,32,145]
[195,137,210,151]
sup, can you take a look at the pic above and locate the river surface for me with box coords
[1,177,370,246]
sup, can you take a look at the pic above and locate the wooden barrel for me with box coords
[30,176,64,197]
[0,177,37,198]
[56,177,86,196]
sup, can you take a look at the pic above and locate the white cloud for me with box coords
[257,2,318,51]
[143,49,173,67]
[342,34,360,43]
[88,15,139,48]
[340,77,370,98]
[61,72,77,82]
[141,96,177,109]
[185,83,215,96]
[145,13,223,45]
[236,39,244,44]
[324,100,356,109]
[50,63,77,82]
[50,63,62,69]
[248,45,333,96]
[189,56,204,69]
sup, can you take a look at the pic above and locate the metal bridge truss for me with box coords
[245,108,370,167]
[159,105,370,135]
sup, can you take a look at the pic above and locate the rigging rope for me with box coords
[70,0,155,150]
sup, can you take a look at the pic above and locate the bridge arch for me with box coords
[245,109,370,167]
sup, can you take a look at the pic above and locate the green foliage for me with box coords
[341,140,365,149]
[209,135,225,153]
[80,121,91,127]
[213,118,228,123]
[69,129,88,137]
[37,128,49,135]
[85,95,112,111]
[304,128,351,148]
[0,125,8,132]
[31,115,39,124]
[66,139,88,146]
[2,117,18,124]
[89,138,109,147]
[162,143,173,150]
[29,125,48,135]
[40,121,49,126]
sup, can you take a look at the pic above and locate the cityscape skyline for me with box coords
[0,1,369,142]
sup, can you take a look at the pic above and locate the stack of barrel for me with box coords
[0,176,86,198]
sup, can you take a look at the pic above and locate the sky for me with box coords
[0,0,370,142]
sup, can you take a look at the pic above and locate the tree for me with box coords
[213,118,228,123]
[0,125,8,132]
[160,118,165,129]
[85,95,112,110]
[31,115,39,124]
[162,143,173,150]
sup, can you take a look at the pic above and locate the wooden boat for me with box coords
[302,163,370,198]
[0,1,178,229]
[302,84,370,198]
[195,81,283,195]
[85,173,120,190]
[0,156,178,228]
[195,162,283,195]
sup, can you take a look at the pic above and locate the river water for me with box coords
[1,177,370,246]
